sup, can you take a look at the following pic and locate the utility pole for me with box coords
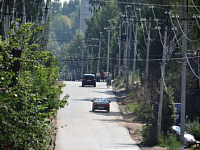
[97,32,102,73]
[198,50,200,96]
[131,18,138,91]
[123,6,130,84]
[4,1,10,39]
[126,14,133,90]
[180,0,188,149]
[86,46,89,73]
[79,46,84,78]
[118,17,122,77]
[21,0,26,26]
[107,29,110,73]
[104,27,111,73]
[90,46,93,73]
[157,25,168,138]
[43,1,49,51]
[144,17,152,97]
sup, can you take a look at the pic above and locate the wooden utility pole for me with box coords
[157,25,168,138]
[144,17,152,96]
[180,1,188,149]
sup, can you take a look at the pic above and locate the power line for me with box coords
[185,54,200,79]
[92,0,200,8]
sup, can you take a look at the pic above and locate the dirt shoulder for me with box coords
[113,87,168,150]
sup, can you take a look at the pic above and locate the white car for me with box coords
[172,125,196,146]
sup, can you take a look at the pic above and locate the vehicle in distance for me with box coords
[82,74,96,87]
[172,125,196,147]
[91,98,111,113]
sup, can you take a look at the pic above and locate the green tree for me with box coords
[59,29,86,80]
[0,22,68,149]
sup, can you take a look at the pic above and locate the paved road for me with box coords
[55,81,140,150]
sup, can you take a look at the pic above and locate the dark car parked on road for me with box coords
[82,74,96,87]
[91,98,111,113]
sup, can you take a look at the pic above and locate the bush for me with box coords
[186,120,200,141]
[0,22,68,149]
[142,123,158,146]
[113,76,125,89]
[159,133,179,149]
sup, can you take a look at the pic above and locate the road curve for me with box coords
[55,81,140,150]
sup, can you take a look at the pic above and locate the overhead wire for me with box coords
[185,54,200,79]
[92,0,200,8]
[191,57,200,67]
[169,13,183,47]
[151,6,168,49]
[193,15,200,30]
[175,15,200,42]
[138,8,147,46]
[190,0,200,13]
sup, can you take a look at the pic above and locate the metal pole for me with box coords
[157,25,168,138]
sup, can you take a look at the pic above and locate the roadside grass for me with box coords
[158,133,180,149]
[125,103,138,112]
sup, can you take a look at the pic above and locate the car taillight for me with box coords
[82,78,85,81]
[93,79,96,81]
[93,103,97,106]
[106,103,109,106]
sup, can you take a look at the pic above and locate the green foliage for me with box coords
[85,1,120,72]
[158,133,180,149]
[125,103,139,113]
[0,22,68,149]
[186,120,200,141]
[59,30,86,80]
[113,76,125,89]
[142,123,158,146]
[161,86,176,135]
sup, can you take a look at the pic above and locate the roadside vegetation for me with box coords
[0,22,68,149]
[113,75,200,149]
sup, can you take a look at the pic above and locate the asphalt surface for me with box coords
[55,81,140,150]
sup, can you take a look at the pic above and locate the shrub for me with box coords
[142,123,158,146]
[186,120,200,141]
[113,76,125,89]
[159,133,179,149]
[0,22,68,149]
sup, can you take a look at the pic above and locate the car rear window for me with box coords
[84,75,94,80]
[94,98,108,102]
